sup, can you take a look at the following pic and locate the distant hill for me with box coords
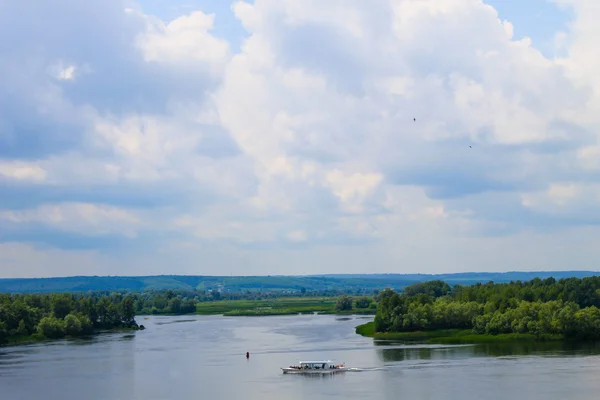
[0,271,599,294]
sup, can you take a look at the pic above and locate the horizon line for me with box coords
[2,270,600,280]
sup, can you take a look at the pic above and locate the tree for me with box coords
[181,299,196,314]
[97,297,115,326]
[51,294,73,319]
[0,321,8,344]
[355,297,372,309]
[17,319,29,336]
[64,314,82,336]
[37,316,65,339]
[105,303,120,327]
[168,298,182,314]
[153,294,168,310]
[76,313,94,334]
[335,295,353,311]
[403,280,451,298]
[120,297,136,325]
[374,288,395,303]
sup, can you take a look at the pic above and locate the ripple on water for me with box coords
[5,315,600,400]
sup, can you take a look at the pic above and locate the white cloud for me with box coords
[325,170,383,213]
[0,203,141,238]
[136,10,230,74]
[0,161,47,182]
[2,0,600,276]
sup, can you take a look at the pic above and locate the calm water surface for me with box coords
[3,314,600,399]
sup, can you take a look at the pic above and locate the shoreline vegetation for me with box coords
[0,292,144,347]
[4,326,142,347]
[357,277,600,344]
[5,275,600,347]
[354,321,563,343]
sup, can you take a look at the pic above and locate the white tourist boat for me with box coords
[281,360,348,374]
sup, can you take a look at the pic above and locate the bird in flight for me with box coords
[413,118,416,122]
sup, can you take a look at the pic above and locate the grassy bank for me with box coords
[320,309,376,315]
[195,297,375,316]
[2,326,144,348]
[4,333,49,346]
[354,322,564,343]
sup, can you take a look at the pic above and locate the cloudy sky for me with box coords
[1,0,599,278]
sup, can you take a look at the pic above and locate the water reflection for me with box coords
[154,319,197,326]
[376,341,600,364]
[285,373,345,380]
[378,346,458,362]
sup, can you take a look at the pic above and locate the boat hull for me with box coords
[281,368,348,374]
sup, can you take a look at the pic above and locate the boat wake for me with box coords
[345,367,387,372]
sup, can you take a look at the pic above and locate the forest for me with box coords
[0,292,141,345]
[374,277,600,340]
[2,271,597,293]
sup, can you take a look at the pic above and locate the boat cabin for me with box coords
[291,360,340,370]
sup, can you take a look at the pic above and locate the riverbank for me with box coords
[354,322,564,343]
[2,326,144,348]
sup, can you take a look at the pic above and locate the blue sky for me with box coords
[1,0,600,278]
[136,0,573,55]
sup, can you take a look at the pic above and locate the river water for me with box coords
[2,314,600,399]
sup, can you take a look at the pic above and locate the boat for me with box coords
[281,360,348,374]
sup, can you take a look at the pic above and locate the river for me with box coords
[2,314,600,399]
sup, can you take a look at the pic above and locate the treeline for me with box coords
[334,295,376,311]
[375,277,600,340]
[0,292,140,345]
[108,288,365,315]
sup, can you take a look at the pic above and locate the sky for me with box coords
[1,0,600,278]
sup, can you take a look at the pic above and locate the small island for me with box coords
[355,277,600,343]
[0,293,143,346]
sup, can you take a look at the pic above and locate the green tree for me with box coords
[96,297,111,326]
[168,297,182,314]
[0,321,8,344]
[17,319,29,336]
[403,280,451,298]
[76,313,94,334]
[37,316,65,339]
[105,303,120,327]
[153,294,168,310]
[64,314,83,336]
[181,299,196,314]
[355,297,372,309]
[120,297,136,325]
[335,295,353,311]
[51,294,73,319]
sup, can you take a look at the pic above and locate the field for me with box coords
[354,322,563,343]
[195,297,336,316]
[194,297,375,316]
